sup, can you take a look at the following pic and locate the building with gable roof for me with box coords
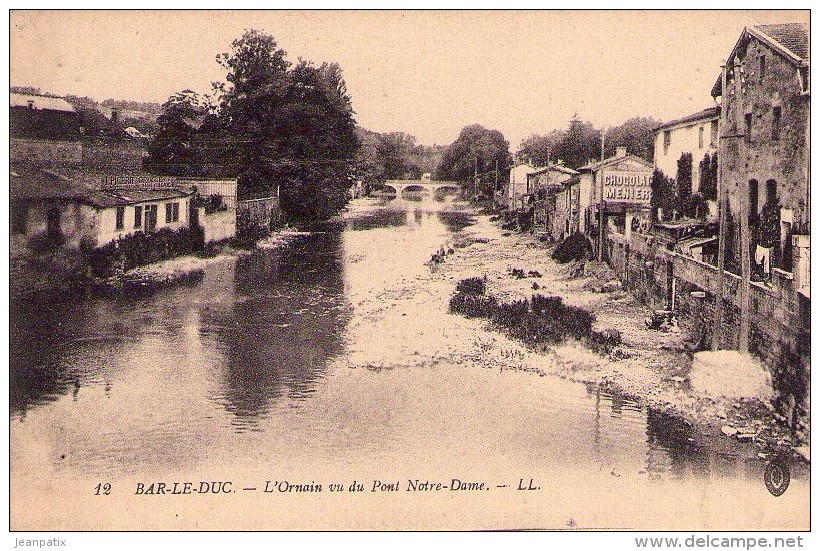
[577,146,654,237]
[710,22,809,281]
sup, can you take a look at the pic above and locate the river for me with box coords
[9,196,808,530]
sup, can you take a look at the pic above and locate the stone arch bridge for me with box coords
[383,180,461,196]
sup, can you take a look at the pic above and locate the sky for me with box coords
[9,9,810,149]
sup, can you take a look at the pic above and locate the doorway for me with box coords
[144,204,158,231]
[46,207,61,237]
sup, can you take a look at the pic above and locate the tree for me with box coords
[556,115,601,169]
[675,152,693,216]
[516,130,564,166]
[215,29,292,199]
[604,117,659,161]
[377,132,419,179]
[650,169,675,221]
[275,60,358,222]
[213,30,358,222]
[145,90,212,176]
[354,126,384,190]
[436,124,511,192]
[699,152,718,201]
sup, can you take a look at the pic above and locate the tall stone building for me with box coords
[710,23,810,275]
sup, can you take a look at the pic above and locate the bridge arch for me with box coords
[382,180,462,197]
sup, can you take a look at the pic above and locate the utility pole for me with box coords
[713,61,728,351]
[474,157,478,199]
[597,128,606,262]
[737,57,751,353]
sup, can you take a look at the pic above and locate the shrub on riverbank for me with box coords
[552,232,593,263]
[449,278,595,346]
[84,225,206,278]
[456,276,486,296]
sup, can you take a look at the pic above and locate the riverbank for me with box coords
[101,231,306,290]
[429,209,808,464]
[10,230,309,302]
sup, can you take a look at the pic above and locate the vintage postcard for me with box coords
[8,9,810,535]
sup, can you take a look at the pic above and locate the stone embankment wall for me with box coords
[604,229,810,428]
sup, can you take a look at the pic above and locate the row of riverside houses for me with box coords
[504,23,810,429]
[8,91,271,296]
[10,92,194,258]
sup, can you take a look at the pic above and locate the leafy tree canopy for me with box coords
[435,124,511,190]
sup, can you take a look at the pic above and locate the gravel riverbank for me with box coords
[424,209,808,465]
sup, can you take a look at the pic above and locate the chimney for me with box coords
[111,107,119,125]
[27,100,34,109]
[616,146,627,158]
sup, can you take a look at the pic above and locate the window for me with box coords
[134,205,143,229]
[115,206,125,230]
[749,179,759,219]
[710,120,718,146]
[11,202,27,234]
[766,179,777,205]
[744,113,753,143]
[164,202,180,223]
[759,55,766,82]
[798,66,809,93]
[698,126,704,149]
[772,106,781,140]
[663,131,671,155]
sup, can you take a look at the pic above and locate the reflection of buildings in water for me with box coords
[8,296,145,415]
[204,231,350,430]
[590,387,647,469]
[645,408,710,480]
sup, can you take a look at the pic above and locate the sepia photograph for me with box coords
[6,8,811,537]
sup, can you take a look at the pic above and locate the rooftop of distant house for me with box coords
[10,92,75,113]
[528,163,579,177]
[577,148,653,172]
[654,106,720,133]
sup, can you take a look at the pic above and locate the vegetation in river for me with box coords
[449,278,596,347]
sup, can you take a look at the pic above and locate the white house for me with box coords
[10,164,193,257]
[504,162,539,210]
[653,106,720,194]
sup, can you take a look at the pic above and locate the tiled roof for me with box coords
[10,92,75,113]
[655,106,720,132]
[711,23,809,97]
[578,153,653,172]
[10,164,191,208]
[756,23,809,61]
[10,165,93,202]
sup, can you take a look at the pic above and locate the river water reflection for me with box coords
[9,197,808,530]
